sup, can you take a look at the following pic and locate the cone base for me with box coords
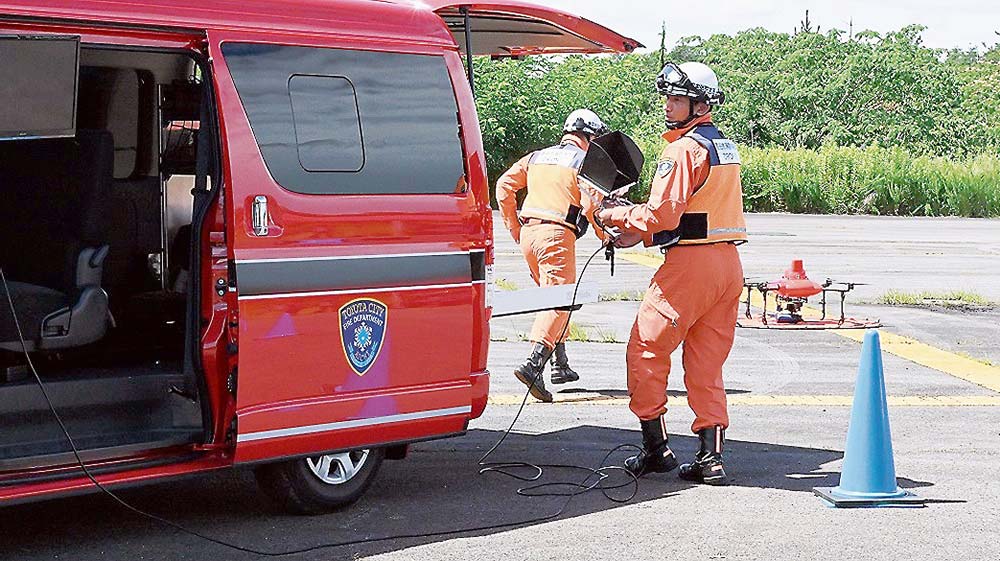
[813,486,925,508]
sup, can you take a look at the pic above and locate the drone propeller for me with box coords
[823,278,869,288]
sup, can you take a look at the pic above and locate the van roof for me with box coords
[0,0,457,47]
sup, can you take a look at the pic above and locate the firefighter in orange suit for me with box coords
[496,109,610,403]
[597,62,746,484]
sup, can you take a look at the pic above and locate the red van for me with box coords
[0,0,639,513]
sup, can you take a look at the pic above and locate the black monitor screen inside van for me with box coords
[0,35,80,141]
[222,43,465,195]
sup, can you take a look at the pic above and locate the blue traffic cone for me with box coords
[814,330,924,507]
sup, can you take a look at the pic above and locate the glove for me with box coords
[614,230,643,248]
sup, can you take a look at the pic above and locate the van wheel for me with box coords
[254,448,384,514]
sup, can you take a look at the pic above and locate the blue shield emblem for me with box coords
[339,298,388,376]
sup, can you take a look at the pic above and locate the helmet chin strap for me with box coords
[665,98,701,130]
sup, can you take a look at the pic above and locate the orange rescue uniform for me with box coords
[496,134,606,348]
[602,114,746,432]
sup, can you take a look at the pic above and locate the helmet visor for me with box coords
[656,63,694,95]
[660,63,687,87]
[655,62,725,105]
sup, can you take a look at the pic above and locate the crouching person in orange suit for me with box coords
[496,109,610,402]
[597,62,747,485]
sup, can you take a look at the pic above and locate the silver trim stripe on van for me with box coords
[235,250,486,298]
[237,405,473,443]
[239,281,486,301]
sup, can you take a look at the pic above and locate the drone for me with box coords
[738,260,881,330]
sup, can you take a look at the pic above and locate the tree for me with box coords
[474,25,1000,202]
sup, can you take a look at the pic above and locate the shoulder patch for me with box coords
[711,139,741,165]
[656,159,676,178]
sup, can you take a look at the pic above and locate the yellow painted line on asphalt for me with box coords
[618,251,665,269]
[835,330,1000,393]
[617,251,1000,393]
[488,393,1000,407]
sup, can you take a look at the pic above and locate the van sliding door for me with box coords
[209,35,486,462]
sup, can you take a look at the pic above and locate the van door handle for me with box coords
[252,195,269,236]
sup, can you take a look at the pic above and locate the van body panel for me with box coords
[233,379,473,461]
[207,31,491,462]
[440,50,493,382]
[0,452,231,506]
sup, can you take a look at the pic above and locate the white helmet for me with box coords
[655,62,725,106]
[563,109,609,138]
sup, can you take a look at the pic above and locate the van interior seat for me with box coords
[0,129,115,352]
[104,176,163,299]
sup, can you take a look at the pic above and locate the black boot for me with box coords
[624,416,679,476]
[513,342,553,402]
[679,426,727,485]
[549,342,579,384]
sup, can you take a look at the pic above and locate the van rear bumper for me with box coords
[470,370,490,419]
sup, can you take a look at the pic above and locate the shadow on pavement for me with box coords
[0,426,934,560]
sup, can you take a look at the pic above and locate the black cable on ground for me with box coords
[476,241,641,506]
[0,229,641,556]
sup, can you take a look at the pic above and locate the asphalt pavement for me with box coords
[2,213,998,561]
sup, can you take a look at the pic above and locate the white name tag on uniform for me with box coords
[533,148,578,167]
[712,139,741,165]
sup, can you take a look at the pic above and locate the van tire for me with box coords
[254,448,384,514]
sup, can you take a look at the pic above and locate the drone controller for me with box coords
[579,131,644,198]
[579,131,644,249]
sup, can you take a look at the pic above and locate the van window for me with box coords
[288,75,364,172]
[221,43,465,195]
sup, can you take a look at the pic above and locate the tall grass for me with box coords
[738,145,1000,217]
[499,140,1000,218]
[875,290,994,308]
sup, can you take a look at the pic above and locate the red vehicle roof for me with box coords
[0,0,457,46]
[0,0,641,54]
